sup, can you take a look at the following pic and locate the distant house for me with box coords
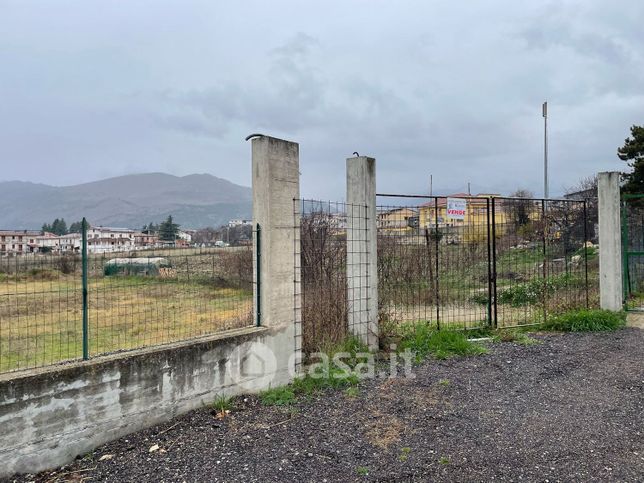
[377,207,418,234]
[0,230,42,255]
[57,233,81,253]
[228,219,252,227]
[86,226,135,253]
[35,232,60,252]
[564,187,597,201]
[418,193,509,229]
[134,232,159,248]
[177,230,193,244]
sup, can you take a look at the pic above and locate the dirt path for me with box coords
[9,329,644,482]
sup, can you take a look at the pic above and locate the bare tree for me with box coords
[300,211,347,352]
[564,175,598,242]
[507,189,536,235]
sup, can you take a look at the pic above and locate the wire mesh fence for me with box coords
[294,199,370,355]
[622,195,644,310]
[376,195,599,329]
[0,244,254,373]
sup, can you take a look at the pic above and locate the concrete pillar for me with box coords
[346,156,378,350]
[252,135,300,380]
[598,171,623,311]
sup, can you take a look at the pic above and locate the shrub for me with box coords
[398,324,488,362]
[542,309,626,332]
[496,274,585,307]
[55,254,79,275]
[574,245,598,261]
[218,248,253,290]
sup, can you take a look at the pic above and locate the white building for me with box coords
[177,230,192,243]
[58,233,82,253]
[35,232,62,253]
[86,226,135,253]
[228,219,252,227]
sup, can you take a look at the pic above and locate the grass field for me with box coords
[0,264,253,373]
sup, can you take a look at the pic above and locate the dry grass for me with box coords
[0,274,252,372]
[365,409,404,449]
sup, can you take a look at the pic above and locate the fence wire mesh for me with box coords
[377,195,599,329]
[0,246,254,373]
[622,195,644,310]
[294,199,370,355]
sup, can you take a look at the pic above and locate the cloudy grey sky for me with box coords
[1,0,642,199]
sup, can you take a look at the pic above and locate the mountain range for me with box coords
[0,173,252,230]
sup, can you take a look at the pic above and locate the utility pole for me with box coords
[543,101,548,199]
[429,174,433,196]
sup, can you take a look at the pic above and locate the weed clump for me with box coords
[398,324,487,362]
[542,309,626,332]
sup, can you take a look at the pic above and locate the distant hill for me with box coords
[0,173,252,230]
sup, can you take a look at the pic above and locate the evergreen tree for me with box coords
[50,218,67,236]
[618,125,644,194]
[68,221,85,233]
[158,215,179,241]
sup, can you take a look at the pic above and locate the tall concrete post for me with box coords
[598,171,623,311]
[252,135,300,380]
[346,156,378,350]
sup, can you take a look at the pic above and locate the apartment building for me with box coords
[0,230,42,255]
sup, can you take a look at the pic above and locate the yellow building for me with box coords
[377,207,418,234]
[418,193,515,242]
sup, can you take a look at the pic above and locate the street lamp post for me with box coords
[543,101,549,199]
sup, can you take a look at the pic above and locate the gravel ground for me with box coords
[9,329,644,482]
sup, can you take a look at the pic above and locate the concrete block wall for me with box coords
[0,327,293,476]
[0,134,302,477]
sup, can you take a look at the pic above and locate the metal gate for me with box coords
[622,194,644,310]
[377,194,596,329]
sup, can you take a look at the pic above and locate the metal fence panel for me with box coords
[0,240,254,373]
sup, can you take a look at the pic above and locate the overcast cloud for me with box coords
[1,0,642,199]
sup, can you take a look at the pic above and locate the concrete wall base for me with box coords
[0,326,292,477]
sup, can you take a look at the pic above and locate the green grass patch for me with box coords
[542,309,626,332]
[260,386,296,406]
[399,447,411,462]
[344,386,359,398]
[260,336,369,405]
[356,466,370,476]
[398,324,488,362]
[212,394,234,412]
[574,245,598,261]
[495,273,585,307]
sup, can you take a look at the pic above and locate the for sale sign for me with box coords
[446,198,467,220]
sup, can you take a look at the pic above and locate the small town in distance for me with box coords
[0,216,253,255]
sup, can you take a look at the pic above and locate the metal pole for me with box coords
[583,200,589,308]
[255,223,261,327]
[621,198,629,301]
[486,198,492,325]
[491,198,498,327]
[81,217,89,360]
[543,101,549,199]
[542,200,547,324]
[434,197,440,329]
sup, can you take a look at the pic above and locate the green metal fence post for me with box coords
[621,198,629,302]
[81,217,89,360]
[256,223,261,327]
